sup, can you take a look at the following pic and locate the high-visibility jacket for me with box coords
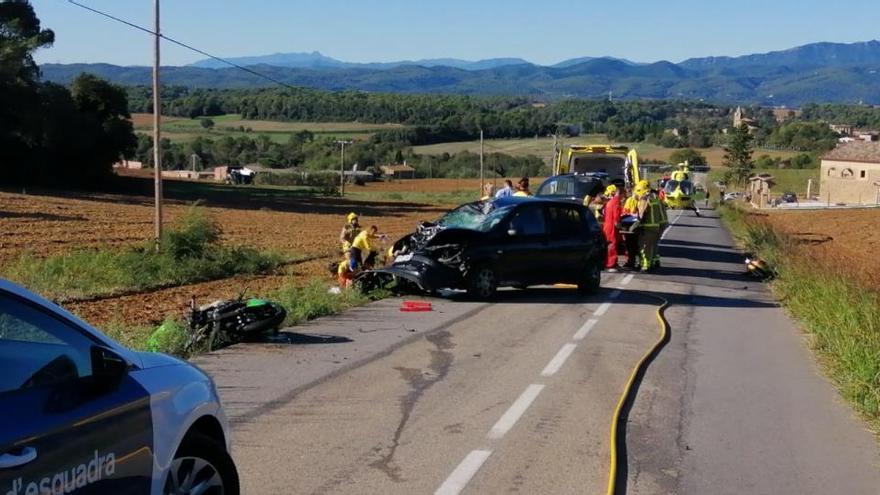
[623,196,638,215]
[513,191,531,197]
[641,197,669,230]
[351,230,378,252]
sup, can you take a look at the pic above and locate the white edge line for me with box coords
[594,301,612,316]
[573,319,598,341]
[541,343,578,377]
[487,384,545,440]
[434,449,493,495]
[621,274,634,286]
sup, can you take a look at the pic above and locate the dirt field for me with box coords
[0,187,447,327]
[355,177,548,193]
[764,208,880,288]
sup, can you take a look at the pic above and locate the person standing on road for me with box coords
[495,179,514,198]
[340,212,362,254]
[621,189,641,269]
[635,180,667,272]
[513,177,532,197]
[602,185,623,272]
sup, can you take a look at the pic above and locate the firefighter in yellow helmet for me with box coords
[634,180,668,271]
[350,225,385,270]
[339,212,361,254]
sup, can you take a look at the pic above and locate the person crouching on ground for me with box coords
[351,225,384,270]
[602,184,623,272]
[513,177,531,197]
[338,250,356,289]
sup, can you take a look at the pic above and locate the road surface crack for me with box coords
[370,330,455,481]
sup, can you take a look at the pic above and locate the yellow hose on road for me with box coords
[606,292,671,495]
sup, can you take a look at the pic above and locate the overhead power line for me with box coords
[64,0,300,90]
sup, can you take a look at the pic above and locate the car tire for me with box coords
[578,261,602,295]
[164,432,240,495]
[467,265,498,299]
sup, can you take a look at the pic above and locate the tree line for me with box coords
[1,1,135,187]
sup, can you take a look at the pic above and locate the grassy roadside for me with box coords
[2,206,285,301]
[718,204,880,427]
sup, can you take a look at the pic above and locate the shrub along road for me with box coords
[194,209,880,494]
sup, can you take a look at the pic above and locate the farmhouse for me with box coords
[820,142,880,205]
[380,164,416,179]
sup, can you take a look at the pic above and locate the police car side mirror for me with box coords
[91,346,129,390]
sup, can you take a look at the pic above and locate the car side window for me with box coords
[509,205,546,235]
[546,206,584,237]
[0,293,95,394]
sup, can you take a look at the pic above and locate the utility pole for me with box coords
[152,0,163,252]
[479,129,484,194]
[552,132,559,176]
[336,140,352,196]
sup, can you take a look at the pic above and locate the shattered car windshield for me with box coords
[438,204,513,232]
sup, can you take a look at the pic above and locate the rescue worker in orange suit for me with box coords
[601,184,622,272]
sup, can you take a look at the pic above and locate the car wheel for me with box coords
[467,265,497,299]
[164,433,239,495]
[578,261,602,295]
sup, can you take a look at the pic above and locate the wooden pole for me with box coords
[152,0,163,251]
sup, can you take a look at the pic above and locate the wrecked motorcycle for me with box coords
[184,288,287,353]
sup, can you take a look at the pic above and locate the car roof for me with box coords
[491,195,586,210]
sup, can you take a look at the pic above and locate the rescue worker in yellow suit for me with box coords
[634,180,669,272]
[339,212,362,254]
[350,225,385,270]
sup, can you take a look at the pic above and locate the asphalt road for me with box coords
[193,206,880,494]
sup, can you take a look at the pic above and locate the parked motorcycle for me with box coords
[185,288,287,353]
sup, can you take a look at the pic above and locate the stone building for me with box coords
[820,142,880,205]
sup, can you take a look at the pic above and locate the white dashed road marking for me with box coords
[487,384,545,440]
[573,319,598,341]
[434,450,493,495]
[541,343,578,377]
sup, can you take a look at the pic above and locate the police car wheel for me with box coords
[164,433,240,495]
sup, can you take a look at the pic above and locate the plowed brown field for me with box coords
[764,208,880,288]
[1,188,447,328]
[357,177,547,193]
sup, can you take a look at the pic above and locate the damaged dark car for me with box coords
[363,196,606,299]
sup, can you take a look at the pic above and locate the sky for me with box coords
[31,0,880,67]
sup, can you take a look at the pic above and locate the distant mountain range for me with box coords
[40,40,880,105]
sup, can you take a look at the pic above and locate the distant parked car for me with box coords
[723,192,743,201]
[780,191,798,203]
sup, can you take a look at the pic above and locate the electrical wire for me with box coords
[64,0,300,90]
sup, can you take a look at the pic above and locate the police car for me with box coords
[0,280,239,495]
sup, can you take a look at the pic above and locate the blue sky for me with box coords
[32,0,880,66]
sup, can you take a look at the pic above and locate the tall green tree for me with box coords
[723,123,754,185]
[0,1,135,187]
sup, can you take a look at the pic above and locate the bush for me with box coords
[162,205,221,260]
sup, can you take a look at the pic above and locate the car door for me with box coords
[494,204,548,285]
[543,205,589,283]
[0,292,154,495]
